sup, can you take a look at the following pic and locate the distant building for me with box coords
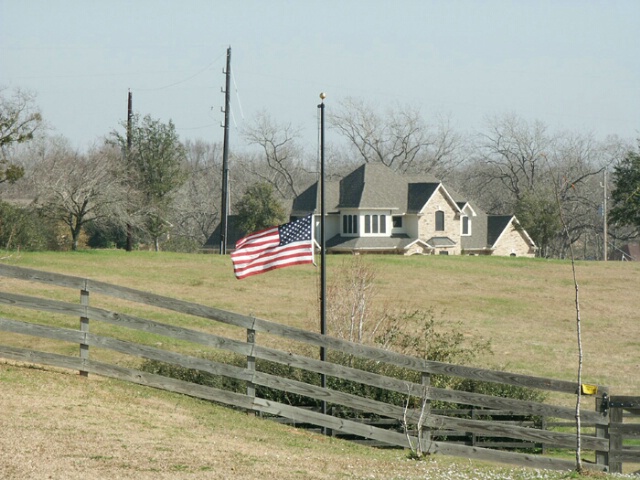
[204,163,536,256]
[611,243,639,261]
[290,163,536,257]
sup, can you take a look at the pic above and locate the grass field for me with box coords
[1,250,639,478]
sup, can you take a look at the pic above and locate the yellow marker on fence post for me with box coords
[581,384,598,395]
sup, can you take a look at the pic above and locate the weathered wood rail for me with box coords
[0,263,636,473]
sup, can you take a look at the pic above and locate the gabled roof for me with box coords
[203,215,246,251]
[487,216,514,246]
[291,179,340,215]
[457,201,477,217]
[293,163,443,214]
[487,215,536,249]
[338,163,417,209]
[407,183,440,212]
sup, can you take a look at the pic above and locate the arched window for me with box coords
[435,210,445,231]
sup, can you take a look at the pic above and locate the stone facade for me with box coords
[287,163,537,258]
[417,188,462,255]
[491,222,536,257]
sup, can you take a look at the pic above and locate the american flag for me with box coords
[230,215,314,280]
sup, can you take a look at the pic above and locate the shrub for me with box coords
[140,354,246,394]
[84,220,128,249]
[0,201,58,251]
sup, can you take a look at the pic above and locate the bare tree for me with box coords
[329,97,462,179]
[241,111,311,199]
[465,114,625,259]
[168,139,222,249]
[473,113,553,205]
[31,138,127,251]
[545,134,627,259]
[0,87,44,185]
[326,256,382,345]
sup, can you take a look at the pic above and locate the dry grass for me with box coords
[1,250,640,478]
[2,250,638,392]
[1,362,634,480]
[0,361,438,480]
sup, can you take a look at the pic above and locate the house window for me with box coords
[363,214,386,234]
[461,216,470,236]
[392,216,402,228]
[435,210,445,231]
[342,214,358,234]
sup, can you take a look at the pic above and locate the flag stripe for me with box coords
[230,215,314,280]
[234,227,279,250]
[233,247,313,279]
[231,242,310,265]
[233,252,313,278]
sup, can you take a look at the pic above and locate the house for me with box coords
[610,243,639,261]
[290,163,536,257]
[202,215,245,253]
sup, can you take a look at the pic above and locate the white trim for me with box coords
[490,216,536,249]
[418,183,463,215]
[461,215,472,236]
[460,202,477,217]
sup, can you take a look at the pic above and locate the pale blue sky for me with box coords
[1,0,638,151]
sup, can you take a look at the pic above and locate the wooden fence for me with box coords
[0,263,636,473]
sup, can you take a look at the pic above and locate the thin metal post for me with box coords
[319,93,327,423]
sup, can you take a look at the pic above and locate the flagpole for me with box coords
[318,92,327,419]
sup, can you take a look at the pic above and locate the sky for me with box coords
[1,0,639,152]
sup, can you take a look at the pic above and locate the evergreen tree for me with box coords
[111,114,187,251]
[610,145,640,233]
[235,182,286,235]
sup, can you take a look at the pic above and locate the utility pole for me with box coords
[602,169,608,261]
[219,46,231,255]
[126,90,133,252]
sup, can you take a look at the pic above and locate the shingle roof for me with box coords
[487,216,514,246]
[284,162,534,255]
[326,234,423,252]
[290,180,340,215]
[407,183,440,212]
[425,236,457,247]
[294,163,441,214]
[203,215,246,251]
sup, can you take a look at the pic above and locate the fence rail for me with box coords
[0,263,637,473]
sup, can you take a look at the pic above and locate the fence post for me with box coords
[419,371,431,454]
[79,281,89,377]
[246,327,256,403]
[608,403,623,474]
[595,390,609,470]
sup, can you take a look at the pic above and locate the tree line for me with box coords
[1,86,638,258]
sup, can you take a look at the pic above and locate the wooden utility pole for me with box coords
[602,169,608,261]
[126,90,133,252]
[219,47,231,254]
